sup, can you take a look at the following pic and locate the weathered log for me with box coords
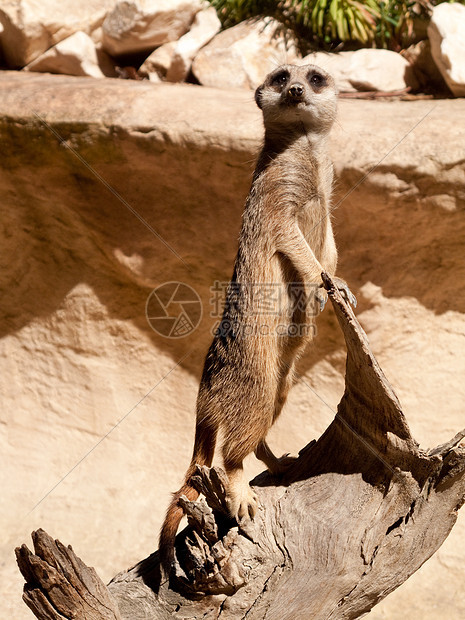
[15,529,121,620]
[16,274,465,619]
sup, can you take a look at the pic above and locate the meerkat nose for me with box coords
[288,83,304,99]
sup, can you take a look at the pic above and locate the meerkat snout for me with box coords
[288,83,304,100]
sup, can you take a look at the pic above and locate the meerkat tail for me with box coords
[158,417,217,576]
[158,479,199,576]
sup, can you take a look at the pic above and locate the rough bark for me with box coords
[16,274,465,620]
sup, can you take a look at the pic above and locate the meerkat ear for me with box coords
[254,85,263,109]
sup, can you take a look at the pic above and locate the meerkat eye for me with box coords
[271,71,289,88]
[309,72,326,88]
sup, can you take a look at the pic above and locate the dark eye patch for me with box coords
[308,72,326,88]
[271,71,289,87]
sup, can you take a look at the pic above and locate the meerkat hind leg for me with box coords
[224,462,258,521]
[255,439,297,475]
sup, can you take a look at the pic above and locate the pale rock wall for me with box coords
[1,72,464,619]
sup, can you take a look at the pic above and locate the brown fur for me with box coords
[159,64,353,575]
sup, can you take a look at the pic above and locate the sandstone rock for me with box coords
[102,0,201,57]
[299,51,356,92]
[402,39,450,94]
[302,48,417,93]
[428,2,465,97]
[347,48,419,91]
[0,21,4,64]
[0,0,116,68]
[91,26,104,46]
[192,18,299,89]
[23,31,114,78]
[147,71,162,82]
[1,73,465,619]
[139,40,176,78]
[166,6,220,83]
[140,7,220,82]
[97,48,119,77]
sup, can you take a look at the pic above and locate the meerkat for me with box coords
[159,64,355,575]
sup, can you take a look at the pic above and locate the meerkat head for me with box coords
[255,64,338,134]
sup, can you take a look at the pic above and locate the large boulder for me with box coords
[302,48,418,93]
[23,31,115,78]
[428,2,465,97]
[299,51,356,92]
[166,6,220,82]
[101,0,201,57]
[192,18,299,89]
[402,39,450,94]
[0,0,116,67]
[0,73,464,619]
[139,40,176,79]
[347,48,418,92]
[139,6,220,82]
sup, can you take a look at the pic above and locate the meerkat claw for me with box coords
[340,285,357,308]
[332,277,357,308]
[227,486,258,522]
[316,287,328,313]
[247,490,258,519]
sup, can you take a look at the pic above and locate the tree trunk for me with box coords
[16,274,465,620]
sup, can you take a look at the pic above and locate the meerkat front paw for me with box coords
[226,482,258,522]
[332,276,357,307]
[318,277,357,310]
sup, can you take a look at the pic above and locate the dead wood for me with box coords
[16,274,465,619]
[15,529,121,620]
